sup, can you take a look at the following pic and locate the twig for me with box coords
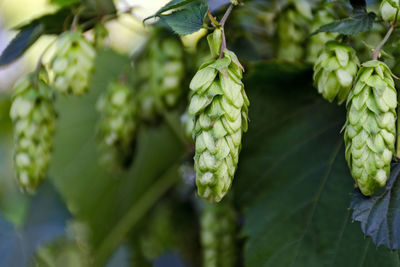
[218,4,234,58]
[373,24,394,60]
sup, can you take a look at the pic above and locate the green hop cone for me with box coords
[51,30,96,96]
[277,0,312,61]
[200,200,236,267]
[344,60,397,196]
[380,0,399,22]
[96,80,137,169]
[189,29,249,203]
[306,9,337,63]
[313,41,360,104]
[9,70,57,192]
[137,30,185,120]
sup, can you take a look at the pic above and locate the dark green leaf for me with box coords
[311,11,376,36]
[159,2,208,35]
[0,23,44,66]
[350,161,400,250]
[144,0,199,22]
[350,0,367,11]
[234,61,400,267]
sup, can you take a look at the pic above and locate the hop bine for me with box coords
[200,201,236,267]
[10,70,57,192]
[96,80,137,170]
[50,30,95,96]
[313,41,360,104]
[344,60,397,196]
[188,29,249,202]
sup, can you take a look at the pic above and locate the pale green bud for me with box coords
[380,0,399,22]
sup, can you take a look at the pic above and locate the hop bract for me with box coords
[51,30,95,96]
[344,60,397,196]
[201,201,236,267]
[380,0,399,22]
[10,70,57,192]
[96,80,137,170]
[313,41,359,104]
[136,31,185,120]
[189,29,249,202]
[306,9,336,63]
[277,0,312,61]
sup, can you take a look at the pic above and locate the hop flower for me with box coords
[188,29,249,202]
[50,30,95,96]
[306,9,337,63]
[344,60,397,195]
[201,200,236,267]
[136,31,185,120]
[96,80,137,170]
[313,41,360,104]
[277,0,312,62]
[380,0,399,22]
[10,70,57,192]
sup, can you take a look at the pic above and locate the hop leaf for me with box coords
[313,41,360,104]
[10,70,57,192]
[50,30,96,96]
[189,30,249,203]
[344,60,397,196]
[96,80,137,170]
[200,200,236,267]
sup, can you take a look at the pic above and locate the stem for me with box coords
[373,24,394,60]
[218,4,234,58]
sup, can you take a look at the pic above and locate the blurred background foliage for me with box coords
[0,0,399,267]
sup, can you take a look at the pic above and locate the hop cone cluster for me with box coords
[306,9,336,63]
[96,80,137,169]
[313,41,360,104]
[344,60,397,196]
[277,0,312,61]
[51,30,95,96]
[380,0,399,22]
[188,29,249,202]
[137,33,185,120]
[200,201,236,267]
[10,71,56,192]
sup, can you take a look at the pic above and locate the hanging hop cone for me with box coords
[201,201,236,267]
[51,30,95,96]
[277,0,312,62]
[344,60,397,196]
[137,33,185,120]
[96,80,137,170]
[188,29,249,203]
[306,9,337,63]
[313,41,360,104]
[10,70,57,192]
[380,0,399,22]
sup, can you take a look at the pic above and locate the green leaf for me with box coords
[350,161,400,250]
[311,11,376,36]
[159,2,208,35]
[350,0,367,11]
[49,0,80,8]
[234,62,400,267]
[144,0,199,22]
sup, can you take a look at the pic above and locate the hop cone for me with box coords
[51,30,95,96]
[306,9,336,63]
[10,70,56,192]
[344,60,397,196]
[313,41,359,104]
[200,201,236,267]
[137,32,185,120]
[380,0,399,22]
[188,29,249,202]
[96,80,137,169]
[277,0,312,61]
